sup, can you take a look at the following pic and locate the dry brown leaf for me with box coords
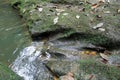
[81,51,97,55]
[54,76,59,80]
[56,9,65,13]
[60,72,74,80]
[100,53,109,60]
[88,75,94,80]
[118,9,120,13]
[91,3,99,9]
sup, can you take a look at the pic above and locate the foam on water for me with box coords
[11,42,51,80]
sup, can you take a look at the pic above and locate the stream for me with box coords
[0,0,120,80]
[0,0,30,65]
[0,1,52,80]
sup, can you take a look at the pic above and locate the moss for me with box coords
[79,59,120,80]
[59,33,112,46]
[0,63,22,80]
[10,0,120,47]
[49,0,86,5]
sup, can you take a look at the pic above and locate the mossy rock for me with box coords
[10,0,120,48]
[78,59,120,80]
[0,63,22,80]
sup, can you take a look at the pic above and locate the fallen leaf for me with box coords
[81,51,97,55]
[85,74,96,80]
[100,53,109,60]
[104,11,111,14]
[91,3,99,9]
[57,12,60,16]
[38,7,43,12]
[54,76,59,80]
[90,51,97,55]
[88,75,94,80]
[76,15,80,19]
[118,9,120,13]
[63,13,69,16]
[59,72,74,80]
[56,9,65,13]
[98,28,105,31]
[93,22,104,29]
[53,17,59,24]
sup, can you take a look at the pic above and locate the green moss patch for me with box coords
[79,59,120,80]
[0,63,22,80]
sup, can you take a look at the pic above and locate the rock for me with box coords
[46,60,80,77]
[108,55,120,66]
[79,59,120,80]
[11,0,120,48]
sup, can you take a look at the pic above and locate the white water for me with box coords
[11,42,51,80]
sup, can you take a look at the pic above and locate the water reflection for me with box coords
[0,0,30,65]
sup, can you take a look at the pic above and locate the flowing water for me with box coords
[0,1,52,80]
[1,0,120,80]
[0,0,31,69]
[11,42,53,80]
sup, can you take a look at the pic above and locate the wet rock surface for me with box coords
[10,0,120,80]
